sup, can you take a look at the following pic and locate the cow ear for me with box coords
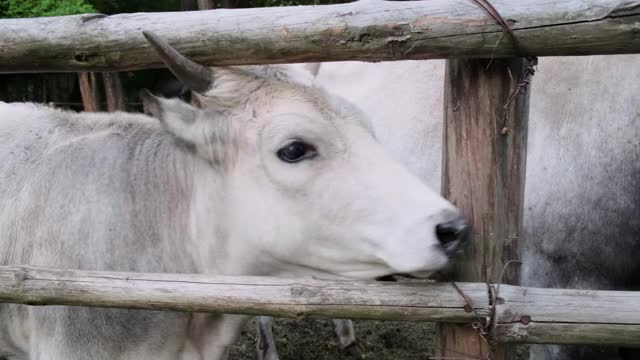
[140,89,162,117]
[139,90,236,166]
[140,89,198,144]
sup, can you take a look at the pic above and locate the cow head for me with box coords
[142,31,468,279]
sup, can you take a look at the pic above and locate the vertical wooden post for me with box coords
[434,58,530,359]
[197,0,214,10]
[78,72,101,112]
[102,72,126,112]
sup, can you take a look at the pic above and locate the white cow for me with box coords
[311,56,640,360]
[254,60,446,360]
[0,33,469,360]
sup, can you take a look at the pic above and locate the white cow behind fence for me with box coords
[0,33,470,360]
[159,54,639,360]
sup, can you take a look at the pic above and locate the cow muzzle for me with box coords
[435,216,469,257]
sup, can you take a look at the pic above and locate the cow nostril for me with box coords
[436,217,469,248]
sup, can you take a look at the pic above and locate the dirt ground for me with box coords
[229,319,528,360]
[229,319,436,360]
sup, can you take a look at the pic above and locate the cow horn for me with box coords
[143,31,213,93]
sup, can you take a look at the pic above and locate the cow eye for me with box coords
[277,141,317,163]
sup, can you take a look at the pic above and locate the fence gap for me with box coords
[434,58,530,359]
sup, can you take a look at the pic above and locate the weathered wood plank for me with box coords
[0,0,639,72]
[0,265,488,322]
[494,284,640,346]
[0,266,639,346]
[495,324,640,347]
[496,285,640,325]
[434,58,531,358]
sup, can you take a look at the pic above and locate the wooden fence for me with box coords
[1,1,639,359]
[2,265,639,347]
[0,0,639,72]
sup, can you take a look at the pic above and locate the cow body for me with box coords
[521,55,640,360]
[0,103,242,360]
[313,55,640,359]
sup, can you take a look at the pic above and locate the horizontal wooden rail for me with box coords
[0,265,639,346]
[0,0,639,73]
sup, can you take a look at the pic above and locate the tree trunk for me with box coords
[102,72,126,112]
[197,0,213,10]
[78,72,101,112]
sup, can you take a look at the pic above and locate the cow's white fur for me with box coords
[0,65,461,359]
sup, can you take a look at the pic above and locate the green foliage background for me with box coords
[0,0,351,18]
[1,0,95,18]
